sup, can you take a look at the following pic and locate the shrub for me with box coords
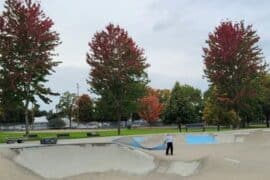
[48,118,66,129]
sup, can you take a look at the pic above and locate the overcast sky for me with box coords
[1,0,270,110]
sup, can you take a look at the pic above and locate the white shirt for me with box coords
[165,135,173,143]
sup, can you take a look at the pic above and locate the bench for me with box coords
[40,138,57,144]
[23,134,38,138]
[28,134,38,138]
[57,133,70,138]
[6,137,25,144]
[86,132,100,137]
[185,123,205,132]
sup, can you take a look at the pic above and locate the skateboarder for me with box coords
[165,134,173,155]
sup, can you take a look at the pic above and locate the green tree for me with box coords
[56,92,77,128]
[156,89,171,104]
[260,74,270,127]
[86,24,149,135]
[203,20,266,127]
[164,82,203,126]
[239,97,264,127]
[0,0,61,135]
[48,117,66,129]
[203,86,232,130]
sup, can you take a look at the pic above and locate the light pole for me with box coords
[76,83,80,125]
[76,83,80,97]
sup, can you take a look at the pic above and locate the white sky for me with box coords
[1,0,270,110]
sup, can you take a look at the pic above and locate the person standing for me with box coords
[165,134,173,155]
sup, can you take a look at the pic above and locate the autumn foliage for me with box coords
[0,0,60,134]
[203,21,266,126]
[139,89,163,125]
[86,24,149,134]
[75,94,93,122]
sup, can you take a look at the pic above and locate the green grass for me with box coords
[0,126,237,144]
[0,132,23,143]
[1,124,268,144]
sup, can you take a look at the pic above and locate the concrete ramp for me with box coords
[14,144,155,179]
[113,136,166,150]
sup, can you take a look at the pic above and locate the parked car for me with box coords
[102,122,111,128]
[88,122,99,129]
[132,119,147,127]
[131,123,141,128]
[120,121,126,128]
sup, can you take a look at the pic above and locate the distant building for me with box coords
[62,118,70,128]
[33,116,48,129]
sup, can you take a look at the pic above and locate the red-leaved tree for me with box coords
[203,21,266,127]
[139,88,163,125]
[87,24,149,135]
[0,0,60,135]
[75,94,93,122]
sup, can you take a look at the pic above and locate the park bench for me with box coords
[28,134,38,138]
[57,133,70,138]
[23,134,38,139]
[6,137,25,144]
[86,132,100,137]
[6,134,39,144]
[40,137,57,144]
[185,123,205,132]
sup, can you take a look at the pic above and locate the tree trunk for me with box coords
[69,113,72,129]
[31,104,35,130]
[69,106,72,128]
[117,111,121,135]
[246,117,250,128]
[266,115,270,128]
[176,117,181,132]
[116,96,122,136]
[235,109,241,129]
[25,100,30,136]
[217,124,220,131]
[3,110,7,122]
[241,120,246,128]
[178,123,182,132]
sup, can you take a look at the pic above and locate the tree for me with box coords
[0,106,28,123]
[93,97,110,122]
[56,92,76,128]
[86,24,149,135]
[203,86,232,130]
[203,100,219,126]
[238,93,265,128]
[156,89,171,104]
[203,21,266,127]
[138,88,163,125]
[260,74,270,127]
[0,5,24,123]
[163,82,203,127]
[75,94,93,122]
[0,0,61,135]
[48,117,66,129]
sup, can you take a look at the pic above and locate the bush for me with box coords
[226,110,240,128]
[48,118,66,129]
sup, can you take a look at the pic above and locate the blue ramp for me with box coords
[113,136,166,150]
[131,137,166,150]
[185,135,216,144]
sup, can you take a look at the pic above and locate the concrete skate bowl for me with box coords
[12,144,156,179]
[11,142,203,179]
[113,136,166,150]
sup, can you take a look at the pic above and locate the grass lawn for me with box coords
[0,126,232,144]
